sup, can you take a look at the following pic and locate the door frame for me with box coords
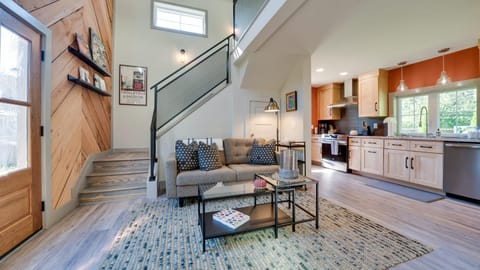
[0,0,52,228]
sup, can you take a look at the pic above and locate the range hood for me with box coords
[327,79,358,108]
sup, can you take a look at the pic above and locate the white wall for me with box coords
[112,0,233,148]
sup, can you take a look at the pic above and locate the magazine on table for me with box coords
[213,209,249,229]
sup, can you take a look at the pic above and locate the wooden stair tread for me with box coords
[79,192,145,204]
[96,152,149,162]
[87,170,148,177]
[80,183,146,194]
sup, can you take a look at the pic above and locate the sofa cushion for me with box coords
[175,140,198,171]
[250,139,277,165]
[198,142,222,171]
[227,164,279,181]
[223,138,265,164]
[176,166,236,186]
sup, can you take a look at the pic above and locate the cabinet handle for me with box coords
[410,157,414,170]
[405,157,408,169]
[368,150,376,154]
[392,143,402,146]
[367,142,376,144]
[374,102,378,112]
[419,145,433,149]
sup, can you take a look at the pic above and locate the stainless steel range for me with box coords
[320,134,348,172]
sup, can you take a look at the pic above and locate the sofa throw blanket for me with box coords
[175,140,198,171]
[198,142,222,171]
[250,139,277,165]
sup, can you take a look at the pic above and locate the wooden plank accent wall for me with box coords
[15,0,113,209]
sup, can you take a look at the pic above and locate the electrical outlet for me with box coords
[373,123,378,129]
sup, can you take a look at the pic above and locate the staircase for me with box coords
[79,150,149,204]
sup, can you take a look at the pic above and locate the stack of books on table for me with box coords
[213,209,250,229]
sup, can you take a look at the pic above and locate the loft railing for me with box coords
[233,0,268,42]
[149,34,234,182]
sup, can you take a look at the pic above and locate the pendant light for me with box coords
[437,48,451,85]
[396,61,408,92]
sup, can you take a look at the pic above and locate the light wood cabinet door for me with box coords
[384,149,410,182]
[409,152,443,189]
[311,142,322,163]
[317,83,342,120]
[348,146,361,171]
[361,147,384,175]
[358,69,388,117]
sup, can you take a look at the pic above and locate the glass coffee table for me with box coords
[197,174,319,252]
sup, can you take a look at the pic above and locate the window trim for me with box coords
[390,78,480,136]
[151,0,208,38]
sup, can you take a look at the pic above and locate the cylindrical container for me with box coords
[279,150,299,179]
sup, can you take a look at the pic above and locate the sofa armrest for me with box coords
[165,154,178,198]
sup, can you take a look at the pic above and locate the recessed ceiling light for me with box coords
[315,68,324,72]
[339,72,348,76]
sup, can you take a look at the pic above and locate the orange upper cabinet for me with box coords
[317,83,342,120]
[358,69,388,117]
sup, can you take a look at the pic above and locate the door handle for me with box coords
[368,150,376,154]
[374,102,378,112]
[405,156,408,169]
[410,157,414,170]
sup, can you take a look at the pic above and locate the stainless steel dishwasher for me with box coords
[444,142,480,201]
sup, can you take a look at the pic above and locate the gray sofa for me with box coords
[165,138,279,206]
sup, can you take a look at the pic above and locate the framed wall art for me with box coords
[119,64,147,106]
[89,27,108,72]
[286,91,297,112]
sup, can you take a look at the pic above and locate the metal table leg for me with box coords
[202,199,206,252]
[292,189,296,232]
[315,183,319,229]
[274,187,278,238]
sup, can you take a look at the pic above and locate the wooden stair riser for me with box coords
[79,187,146,204]
[87,173,148,187]
[79,191,145,204]
[93,160,149,173]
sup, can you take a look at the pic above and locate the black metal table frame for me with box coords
[197,177,319,252]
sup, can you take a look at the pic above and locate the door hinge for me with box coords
[41,50,45,62]
[41,201,45,212]
[40,126,44,137]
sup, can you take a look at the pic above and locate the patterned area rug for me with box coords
[101,192,432,269]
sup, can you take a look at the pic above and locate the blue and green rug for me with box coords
[101,193,432,269]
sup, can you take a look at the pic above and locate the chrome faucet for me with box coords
[419,106,428,136]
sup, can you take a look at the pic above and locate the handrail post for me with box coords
[149,88,158,182]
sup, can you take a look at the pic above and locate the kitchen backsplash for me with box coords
[318,104,386,135]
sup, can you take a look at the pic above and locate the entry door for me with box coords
[0,8,42,257]
[249,100,277,140]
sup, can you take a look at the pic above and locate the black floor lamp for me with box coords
[264,97,280,150]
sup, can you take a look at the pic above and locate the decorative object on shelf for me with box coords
[67,75,111,96]
[286,90,297,112]
[93,73,106,91]
[119,64,147,106]
[264,97,280,150]
[74,33,90,58]
[396,61,408,92]
[253,178,267,188]
[78,66,90,83]
[212,209,250,229]
[89,27,108,72]
[278,149,299,179]
[437,48,451,85]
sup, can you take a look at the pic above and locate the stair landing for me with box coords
[79,150,149,204]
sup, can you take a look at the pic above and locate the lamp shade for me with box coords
[437,48,451,85]
[264,98,279,112]
[396,61,408,92]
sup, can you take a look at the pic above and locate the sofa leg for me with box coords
[178,198,184,207]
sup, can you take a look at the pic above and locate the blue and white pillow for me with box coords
[175,140,198,171]
[250,139,277,165]
[198,142,222,171]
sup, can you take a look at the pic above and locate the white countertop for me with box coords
[347,135,480,143]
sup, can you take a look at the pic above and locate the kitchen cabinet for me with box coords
[358,69,388,117]
[360,138,384,175]
[384,139,443,189]
[348,138,361,171]
[311,141,322,164]
[317,83,342,120]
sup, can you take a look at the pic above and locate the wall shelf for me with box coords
[67,46,111,77]
[67,74,111,96]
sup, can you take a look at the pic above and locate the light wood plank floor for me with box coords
[1,166,479,269]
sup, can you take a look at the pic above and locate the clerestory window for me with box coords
[152,1,207,37]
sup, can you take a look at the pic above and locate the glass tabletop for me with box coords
[255,172,317,188]
[199,182,274,200]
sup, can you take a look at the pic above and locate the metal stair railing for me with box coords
[149,34,234,182]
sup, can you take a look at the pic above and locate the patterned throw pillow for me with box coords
[175,140,199,171]
[250,139,277,165]
[198,142,222,171]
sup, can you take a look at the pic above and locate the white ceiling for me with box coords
[257,0,480,86]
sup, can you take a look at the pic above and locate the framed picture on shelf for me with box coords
[119,64,147,106]
[75,33,90,58]
[93,73,106,91]
[286,91,297,112]
[78,66,90,83]
[89,27,108,72]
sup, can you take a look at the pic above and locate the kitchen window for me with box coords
[152,1,207,37]
[396,85,478,136]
